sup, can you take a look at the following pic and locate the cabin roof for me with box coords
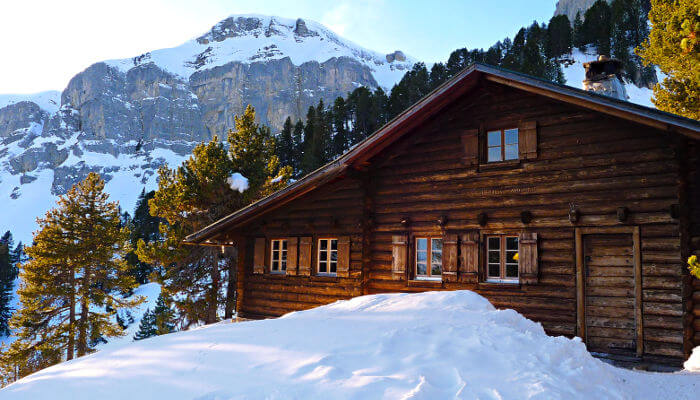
[185,62,700,245]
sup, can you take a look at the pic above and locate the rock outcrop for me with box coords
[554,0,611,22]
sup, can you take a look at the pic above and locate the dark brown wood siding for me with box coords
[365,82,686,360]
[688,139,700,350]
[235,178,365,318]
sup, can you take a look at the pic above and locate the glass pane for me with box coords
[417,251,427,262]
[416,238,427,251]
[488,147,502,162]
[505,144,518,160]
[330,262,337,273]
[417,262,427,276]
[488,251,500,264]
[273,240,279,250]
[282,240,287,250]
[487,130,501,146]
[319,261,327,273]
[506,264,518,278]
[331,239,337,251]
[281,260,287,271]
[320,251,327,261]
[431,251,442,265]
[282,251,287,262]
[330,250,337,262]
[431,239,442,252]
[488,237,500,250]
[504,129,518,145]
[431,262,442,276]
[272,251,278,262]
[507,250,518,264]
[320,239,327,250]
[488,263,500,277]
[272,260,278,271]
[506,237,518,250]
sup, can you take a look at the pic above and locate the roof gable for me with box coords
[186,63,700,244]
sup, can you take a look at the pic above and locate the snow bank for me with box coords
[2,290,698,399]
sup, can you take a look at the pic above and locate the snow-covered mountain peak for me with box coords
[104,14,414,90]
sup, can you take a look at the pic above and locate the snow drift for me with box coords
[2,290,698,399]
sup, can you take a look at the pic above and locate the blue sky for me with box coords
[0,0,556,93]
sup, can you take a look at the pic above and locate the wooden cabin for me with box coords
[186,63,700,366]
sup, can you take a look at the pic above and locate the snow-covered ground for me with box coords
[2,290,698,399]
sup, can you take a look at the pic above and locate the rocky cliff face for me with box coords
[554,0,611,22]
[0,15,413,242]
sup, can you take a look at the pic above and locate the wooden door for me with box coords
[579,231,642,356]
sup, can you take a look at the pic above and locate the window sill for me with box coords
[408,279,443,288]
[478,159,521,172]
[485,278,519,284]
[478,281,522,290]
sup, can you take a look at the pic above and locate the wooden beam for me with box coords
[575,228,585,342]
[633,225,644,357]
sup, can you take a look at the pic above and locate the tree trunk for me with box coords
[224,247,237,319]
[207,251,220,324]
[76,296,89,357]
[67,265,75,361]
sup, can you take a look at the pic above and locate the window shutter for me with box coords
[337,236,351,278]
[391,234,408,280]
[460,129,479,166]
[459,231,479,283]
[518,120,537,160]
[286,237,298,276]
[442,233,458,282]
[298,236,312,276]
[519,232,539,284]
[253,238,266,274]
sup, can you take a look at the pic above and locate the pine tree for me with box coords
[547,14,573,58]
[638,0,700,119]
[331,97,349,157]
[133,308,157,340]
[124,190,161,284]
[573,11,586,50]
[292,119,305,176]
[3,173,142,380]
[152,293,176,335]
[276,117,295,170]
[583,0,613,56]
[0,231,16,337]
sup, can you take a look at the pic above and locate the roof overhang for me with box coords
[185,63,700,244]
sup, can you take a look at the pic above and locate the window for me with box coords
[486,235,519,283]
[270,239,287,273]
[487,128,518,162]
[317,238,338,275]
[416,237,442,280]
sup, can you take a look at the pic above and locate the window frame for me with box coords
[485,234,519,284]
[269,238,288,274]
[317,237,338,276]
[414,236,443,281]
[485,127,519,163]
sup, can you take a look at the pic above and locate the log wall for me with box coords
[365,82,687,361]
[225,81,694,363]
[235,178,365,318]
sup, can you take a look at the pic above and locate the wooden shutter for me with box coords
[391,234,408,280]
[459,231,479,283]
[298,236,312,276]
[253,238,266,274]
[286,237,298,276]
[460,129,479,166]
[442,233,458,282]
[519,232,539,284]
[518,120,537,160]
[337,236,350,278]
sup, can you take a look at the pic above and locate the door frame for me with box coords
[575,226,643,357]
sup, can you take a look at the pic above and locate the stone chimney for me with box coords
[582,55,628,101]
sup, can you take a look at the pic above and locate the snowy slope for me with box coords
[562,48,655,107]
[104,14,413,91]
[0,91,61,114]
[2,291,698,399]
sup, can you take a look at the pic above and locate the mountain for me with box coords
[554,0,611,22]
[0,15,414,242]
